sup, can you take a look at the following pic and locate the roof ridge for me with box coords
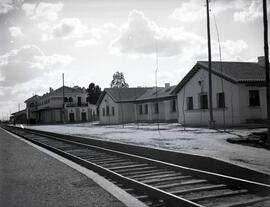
[198,60,258,64]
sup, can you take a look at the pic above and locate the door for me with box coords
[81,112,87,122]
[69,113,75,122]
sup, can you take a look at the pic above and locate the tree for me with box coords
[110,71,129,88]
[86,83,101,104]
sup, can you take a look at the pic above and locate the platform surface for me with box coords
[0,128,126,207]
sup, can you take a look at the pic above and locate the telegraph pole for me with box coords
[62,73,65,123]
[263,0,270,144]
[206,0,215,129]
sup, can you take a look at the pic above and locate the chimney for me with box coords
[49,87,54,93]
[165,83,170,88]
[258,56,265,66]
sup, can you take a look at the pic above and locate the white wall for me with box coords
[135,99,177,123]
[177,68,241,126]
[99,94,120,124]
[238,85,267,122]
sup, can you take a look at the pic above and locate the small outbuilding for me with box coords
[97,85,177,125]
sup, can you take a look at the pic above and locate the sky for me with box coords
[0,0,268,120]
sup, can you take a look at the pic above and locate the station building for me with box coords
[24,86,97,124]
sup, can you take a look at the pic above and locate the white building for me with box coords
[173,57,267,127]
[97,85,177,125]
[135,84,177,123]
[97,88,150,125]
[25,86,97,124]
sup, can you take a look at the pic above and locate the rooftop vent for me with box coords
[165,83,170,88]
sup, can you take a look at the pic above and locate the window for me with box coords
[29,103,35,108]
[199,94,208,109]
[102,108,105,116]
[154,103,159,114]
[69,97,73,102]
[217,92,225,108]
[64,97,68,102]
[144,104,148,114]
[106,105,110,116]
[112,107,115,116]
[171,100,176,112]
[77,96,82,106]
[249,90,260,106]
[186,97,193,110]
[139,105,143,114]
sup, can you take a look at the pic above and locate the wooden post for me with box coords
[206,0,215,129]
[62,73,65,123]
[263,0,270,144]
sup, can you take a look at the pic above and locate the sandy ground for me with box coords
[23,122,270,175]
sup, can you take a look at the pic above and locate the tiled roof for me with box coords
[105,87,152,102]
[198,61,265,82]
[136,85,176,101]
[24,95,40,103]
[173,61,266,94]
[49,86,85,97]
[97,86,176,106]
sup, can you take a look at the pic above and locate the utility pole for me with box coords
[263,0,270,144]
[206,0,215,129]
[62,73,65,123]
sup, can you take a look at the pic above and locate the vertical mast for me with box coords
[62,73,65,123]
[206,0,215,129]
[263,0,270,144]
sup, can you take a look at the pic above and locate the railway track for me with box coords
[2,125,270,207]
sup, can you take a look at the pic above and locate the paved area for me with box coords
[0,128,126,207]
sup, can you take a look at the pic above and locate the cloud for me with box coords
[32,54,75,69]
[0,45,75,86]
[169,0,268,23]
[22,2,63,21]
[111,10,248,60]
[111,10,192,57]
[0,0,24,14]
[42,18,89,40]
[0,0,14,14]
[169,0,205,22]
[74,39,99,48]
[233,0,267,22]
[169,0,232,22]
[9,26,23,37]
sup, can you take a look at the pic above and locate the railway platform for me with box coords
[0,127,135,207]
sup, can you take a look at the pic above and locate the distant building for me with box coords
[24,86,97,124]
[173,57,268,127]
[96,84,177,125]
[10,109,27,124]
[97,88,150,125]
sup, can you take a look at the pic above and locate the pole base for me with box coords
[208,120,216,129]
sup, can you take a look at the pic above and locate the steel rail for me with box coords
[2,125,270,207]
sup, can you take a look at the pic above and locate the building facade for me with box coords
[173,57,267,127]
[97,86,178,125]
[24,86,97,124]
[135,85,177,123]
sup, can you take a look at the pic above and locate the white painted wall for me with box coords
[135,99,177,123]
[238,85,267,122]
[177,68,241,126]
[99,93,120,124]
